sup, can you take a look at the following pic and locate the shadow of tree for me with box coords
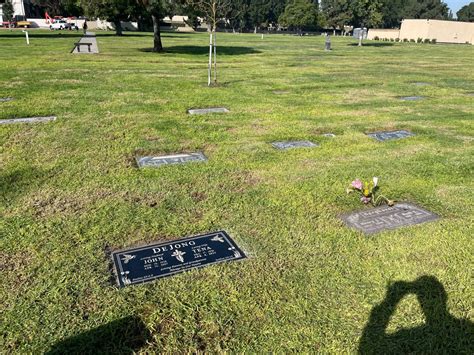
[359,276,474,354]
[139,45,261,55]
[0,32,146,39]
[347,42,395,47]
[46,316,151,354]
[0,167,49,208]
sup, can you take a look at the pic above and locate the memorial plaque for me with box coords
[323,133,336,138]
[367,130,414,142]
[273,90,289,95]
[341,203,439,235]
[411,82,430,86]
[187,107,229,115]
[0,116,57,125]
[401,96,424,101]
[111,230,247,287]
[0,97,13,102]
[136,152,207,168]
[272,140,319,150]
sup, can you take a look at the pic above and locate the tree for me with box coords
[278,0,320,33]
[403,0,450,20]
[2,0,14,25]
[248,0,271,32]
[186,0,232,86]
[457,2,474,22]
[137,0,175,52]
[80,0,140,35]
[350,0,383,28]
[321,0,351,34]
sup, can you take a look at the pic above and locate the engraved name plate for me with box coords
[272,140,319,150]
[111,231,247,287]
[341,203,439,235]
[136,152,207,168]
[187,107,229,115]
[0,116,56,125]
[367,130,414,142]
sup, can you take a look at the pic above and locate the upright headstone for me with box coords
[325,34,331,51]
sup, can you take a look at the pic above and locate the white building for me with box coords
[0,0,41,22]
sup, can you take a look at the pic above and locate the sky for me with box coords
[445,0,471,14]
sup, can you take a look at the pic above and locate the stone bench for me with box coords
[74,42,93,52]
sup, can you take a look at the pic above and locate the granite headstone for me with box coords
[187,107,229,115]
[0,116,57,125]
[272,140,319,150]
[136,152,207,168]
[367,130,414,142]
[341,202,439,235]
[401,96,425,101]
[111,230,247,287]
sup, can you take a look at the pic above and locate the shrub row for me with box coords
[373,36,436,44]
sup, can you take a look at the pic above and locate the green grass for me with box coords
[1,29,473,353]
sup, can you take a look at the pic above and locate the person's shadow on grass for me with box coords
[46,316,151,354]
[359,276,473,354]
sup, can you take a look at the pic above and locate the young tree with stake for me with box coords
[186,0,231,86]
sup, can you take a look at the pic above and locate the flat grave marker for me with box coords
[111,230,247,287]
[273,90,290,95]
[322,133,336,138]
[136,152,207,168]
[341,202,439,235]
[367,130,414,142]
[0,97,13,103]
[0,116,57,125]
[187,107,229,115]
[401,96,425,101]
[272,140,319,150]
[411,82,430,86]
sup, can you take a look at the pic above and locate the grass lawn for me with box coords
[1,29,473,353]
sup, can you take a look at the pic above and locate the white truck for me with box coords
[50,20,78,31]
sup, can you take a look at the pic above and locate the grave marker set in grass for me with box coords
[0,97,14,102]
[271,140,319,150]
[400,96,425,101]
[111,231,247,287]
[341,203,439,235]
[0,115,57,125]
[367,130,414,142]
[136,152,207,168]
[187,107,230,115]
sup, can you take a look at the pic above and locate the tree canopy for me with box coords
[457,2,474,22]
[278,0,321,31]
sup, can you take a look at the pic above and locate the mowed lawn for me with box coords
[1,29,473,353]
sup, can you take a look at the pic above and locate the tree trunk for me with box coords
[208,32,213,86]
[213,31,217,84]
[113,19,123,36]
[152,15,163,52]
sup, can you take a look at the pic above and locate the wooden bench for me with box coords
[74,42,93,52]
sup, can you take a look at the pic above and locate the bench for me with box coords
[74,42,93,52]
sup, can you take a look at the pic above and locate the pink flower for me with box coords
[352,179,363,190]
[361,196,371,204]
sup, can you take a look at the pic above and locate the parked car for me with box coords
[50,20,78,31]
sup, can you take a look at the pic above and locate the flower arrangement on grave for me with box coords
[346,177,395,206]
